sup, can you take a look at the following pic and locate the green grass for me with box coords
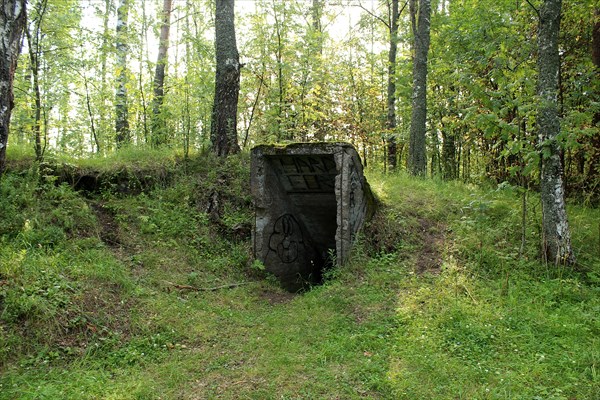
[374,173,600,399]
[1,156,599,399]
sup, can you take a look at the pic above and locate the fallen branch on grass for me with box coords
[164,281,248,292]
[461,284,478,304]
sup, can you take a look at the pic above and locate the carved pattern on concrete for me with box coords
[272,156,337,193]
[251,142,375,291]
[268,214,304,263]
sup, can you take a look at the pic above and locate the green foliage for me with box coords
[2,0,595,198]
[0,171,96,245]
[2,132,599,399]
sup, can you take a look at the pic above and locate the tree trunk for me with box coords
[182,0,193,158]
[24,0,47,161]
[210,0,241,156]
[442,129,457,180]
[430,123,440,177]
[115,0,130,148]
[273,6,285,141]
[27,32,43,160]
[151,0,172,147]
[309,0,324,140]
[0,0,26,174]
[386,0,400,170]
[138,0,150,144]
[99,0,111,154]
[408,0,431,176]
[537,0,575,265]
[587,8,600,193]
[84,76,101,153]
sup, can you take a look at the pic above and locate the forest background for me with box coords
[2,0,598,200]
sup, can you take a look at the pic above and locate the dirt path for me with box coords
[90,201,122,248]
[414,216,445,275]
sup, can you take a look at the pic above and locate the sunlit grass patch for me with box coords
[390,267,600,398]
[378,174,600,399]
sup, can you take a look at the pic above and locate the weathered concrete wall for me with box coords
[251,142,375,291]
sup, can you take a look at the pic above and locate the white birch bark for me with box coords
[537,0,575,265]
[0,0,26,173]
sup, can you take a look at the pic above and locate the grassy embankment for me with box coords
[0,147,598,399]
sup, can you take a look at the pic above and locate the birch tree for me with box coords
[151,0,172,147]
[115,0,130,147]
[0,0,26,173]
[386,0,400,169]
[537,0,575,265]
[25,0,47,161]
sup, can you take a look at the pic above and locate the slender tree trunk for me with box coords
[587,8,600,192]
[210,0,241,156]
[182,0,192,159]
[592,8,600,126]
[408,0,431,176]
[387,0,400,170]
[462,142,470,181]
[25,0,48,161]
[441,129,456,180]
[309,0,324,140]
[430,124,440,176]
[25,33,41,160]
[151,0,172,147]
[84,76,100,153]
[0,0,26,174]
[99,0,111,153]
[27,32,42,160]
[244,71,264,148]
[537,0,575,265]
[138,0,149,144]
[312,0,322,36]
[274,7,285,141]
[115,0,130,148]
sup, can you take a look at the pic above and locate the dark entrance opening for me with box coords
[263,154,338,290]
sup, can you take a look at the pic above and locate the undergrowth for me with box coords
[0,153,598,399]
[369,173,600,400]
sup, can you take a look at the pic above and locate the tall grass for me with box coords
[0,155,598,399]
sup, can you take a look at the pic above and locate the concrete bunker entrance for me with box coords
[264,154,338,285]
[252,143,375,292]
